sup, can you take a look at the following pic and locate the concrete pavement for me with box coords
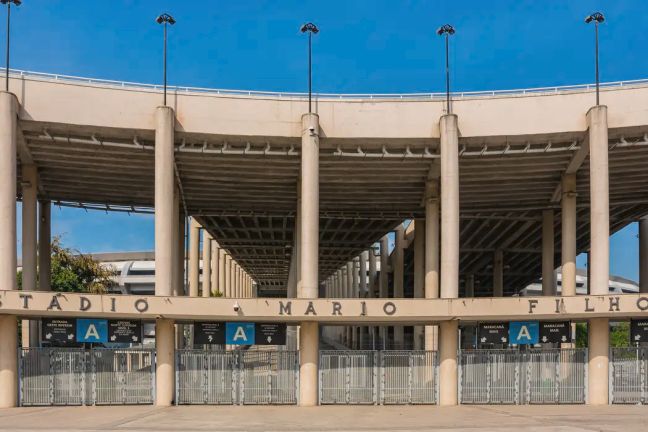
[0,405,647,431]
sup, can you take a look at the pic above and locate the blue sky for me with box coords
[11,0,647,281]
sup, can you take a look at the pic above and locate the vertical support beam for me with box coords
[439,320,458,406]
[588,317,609,405]
[154,106,175,297]
[299,321,318,406]
[211,240,219,296]
[224,253,231,298]
[393,224,405,348]
[21,164,38,347]
[493,249,504,297]
[424,181,440,351]
[379,235,389,348]
[588,105,609,296]
[440,114,459,299]
[359,251,368,297]
[202,231,212,297]
[188,219,200,297]
[413,219,425,350]
[218,249,226,297]
[38,200,51,292]
[155,318,175,406]
[175,206,185,349]
[542,209,555,296]
[345,261,353,346]
[0,91,17,408]
[640,217,648,293]
[561,173,577,296]
[154,105,176,406]
[368,247,377,298]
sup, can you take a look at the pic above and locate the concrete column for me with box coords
[218,250,226,297]
[439,320,458,406]
[359,251,368,297]
[188,219,200,297]
[640,217,648,293]
[299,113,319,298]
[368,247,377,298]
[155,318,175,406]
[588,106,609,296]
[424,182,440,351]
[0,316,18,408]
[299,321,319,406]
[224,253,231,297]
[154,106,175,297]
[493,249,504,297]
[561,173,577,296]
[440,114,460,299]
[413,219,425,350]
[202,231,212,297]
[38,200,51,292]
[0,92,17,407]
[588,317,609,405]
[394,225,405,347]
[345,261,353,346]
[211,240,219,295]
[542,209,555,296]
[379,235,389,347]
[465,274,474,298]
[174,207,185,349]
[21,164,38,347]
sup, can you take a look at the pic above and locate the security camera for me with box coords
[233,301,240,312]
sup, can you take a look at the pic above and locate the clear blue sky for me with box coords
[12,0,647,282]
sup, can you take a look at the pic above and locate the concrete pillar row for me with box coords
[202,231,212,297]
[298,112,320,406]
[413,219,425,350]
[542,209,555,296]
[0,92,17,408]
[154,105,176,406]
[38,200,52,292]
[561,173,577,296]
[188,219,200,297]
[21,164,38,348]
[640,217,648,293]
[438,113,459,405]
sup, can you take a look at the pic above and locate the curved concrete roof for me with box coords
[12,70,648,295]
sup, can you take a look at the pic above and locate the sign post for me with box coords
[225,322,255,345]
[509,321,539,345]
[478,322,509,345]
[194,322,226,345]
[539,321,571,344]
[255,323,287,345]
[41,318,76,345]
[631,319,648,343]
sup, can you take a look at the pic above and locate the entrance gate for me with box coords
[610,347,648,404]
[319,350,437,405]
[175,350,299,405]
[459,349,587,404]
[19,348,155,406]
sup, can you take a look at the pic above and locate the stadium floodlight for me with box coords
[585,12,605,106]
[1,0,21,92]
[300,23,319,113]
[436,24,455,114]
[156,13,176,106]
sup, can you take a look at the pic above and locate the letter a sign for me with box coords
[225,322,255,345]
[509,321,539,345]
[76,319,108,343]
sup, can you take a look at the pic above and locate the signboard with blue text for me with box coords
[76,318,108,343]
[225,322,256,345]
[509,321,539,345]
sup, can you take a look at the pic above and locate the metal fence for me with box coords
[175,349,299,405]
[319,350,437,405]
[19,348,155,406]
[459,349,587,405]
[610,347,648,404]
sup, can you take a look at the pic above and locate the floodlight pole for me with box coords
[436,24,455,114]
[585,12,605,106]
[2,0,21,92]
[300,23,319,113]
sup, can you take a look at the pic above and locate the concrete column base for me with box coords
[588,317,609,405]
[155,318,175,406]
[439,320,458,406]
[0,315,18,408]
[299,322,319,406]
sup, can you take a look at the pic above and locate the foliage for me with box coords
[575,321,630,348]
[17,236,116,294]
[575,322,587,348]
[210,290,224,297]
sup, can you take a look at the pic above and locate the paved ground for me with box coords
[0,405,647,431]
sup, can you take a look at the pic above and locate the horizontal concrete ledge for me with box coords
[1,290,648,323]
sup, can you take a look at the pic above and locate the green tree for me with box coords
[18,236,116,293]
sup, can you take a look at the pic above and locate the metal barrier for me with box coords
[610,347,648,404]
[175,350,299,405]
[19,348,155,406]
[319,350,437,405]
[459,349,587,405]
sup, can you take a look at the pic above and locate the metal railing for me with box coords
[19,348,155,406]
[459,349,587,405]
[175,349,299,405]
[610,347,648,404]
[319,350,437,405]
[8,68,648,101]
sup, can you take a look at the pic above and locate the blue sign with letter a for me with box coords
[509,321,539,345]
[226,322,255,345]
[76,319,108,343]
